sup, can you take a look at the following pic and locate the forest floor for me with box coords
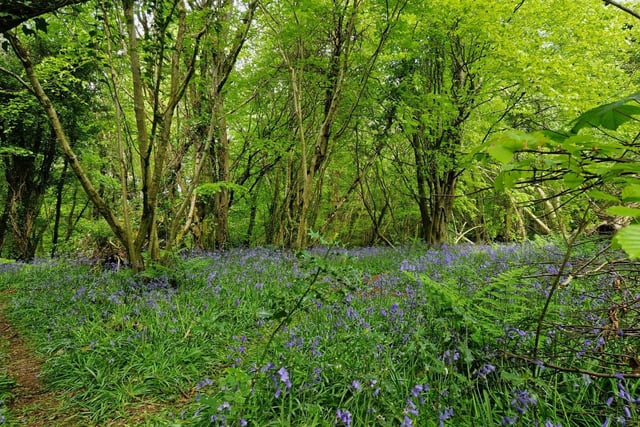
[0,290,74,426]
[0,290,189,426]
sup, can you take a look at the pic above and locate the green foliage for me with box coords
[570,93,640,133]
[196,182,245,201]
[613,224,640,259]
[485,92,640,258]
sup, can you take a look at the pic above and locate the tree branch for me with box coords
[603,0,640,21]
[0,0,90,33]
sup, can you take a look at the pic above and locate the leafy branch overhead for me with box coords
[0,0,89,33]
[485,93,640,258]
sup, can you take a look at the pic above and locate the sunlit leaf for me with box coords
[571,93,640,133]
[621,184,640,202]
[606,206,640,217]
[587,189,619,202]
[487,144,515,164]
[613,225,640,259]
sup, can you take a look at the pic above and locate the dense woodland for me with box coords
[5,2,640,425]
[2,0,640,269]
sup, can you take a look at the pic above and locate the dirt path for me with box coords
[0,290,75,426]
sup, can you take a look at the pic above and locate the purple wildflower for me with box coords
[411,384,425,397]
[439,407,453,426]
[336,408,352,426]
[476,364,496,379]
[217,401,230,412]
[278,366,291,390]
[404,398,419,415]
[502,415,517,426]
[510,390,536,414]
[400,415,414,427]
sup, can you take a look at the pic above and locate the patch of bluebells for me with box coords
[335,408,352,426]
[439,407,454,426]
[6,243,625,425]
[601,373,639,426]
[401,383,430,425]
[474,363,496,379]
[273,366,292,398]
[511,389,537,414]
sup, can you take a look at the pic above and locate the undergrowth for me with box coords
[0,240,637,426]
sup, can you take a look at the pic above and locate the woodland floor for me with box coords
[0,290,75,426]
[0,290,192,426]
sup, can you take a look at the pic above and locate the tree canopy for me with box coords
[1,0,639,266]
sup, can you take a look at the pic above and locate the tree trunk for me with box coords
[51,158,68,257]
[6,31,135,264]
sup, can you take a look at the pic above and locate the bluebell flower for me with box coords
[439,407,453,426]
[217,401,230,412]
[502,415,517,426]
[510,390,536,414]
[277,366,292,393]
[411,384,425,397]
[475,364,496,379]
[404,398,419,415]
[400,415,414,427]
[336,408,352,426]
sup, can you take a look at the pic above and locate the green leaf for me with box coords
[196,182,245,199]
[563,172,583,189]
[487,144,515,163]
[621,184,640,202]
[606,206,640,217]
[494,170,521,190]
[571,93,640,133]
[0,146,34,157]
[613,225,640,259]
[587,189,619,202]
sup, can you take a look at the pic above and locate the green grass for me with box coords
[0,241,637,426]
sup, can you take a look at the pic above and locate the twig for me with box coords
[501,350,640,379]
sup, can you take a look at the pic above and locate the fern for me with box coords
[416,265,541,348]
